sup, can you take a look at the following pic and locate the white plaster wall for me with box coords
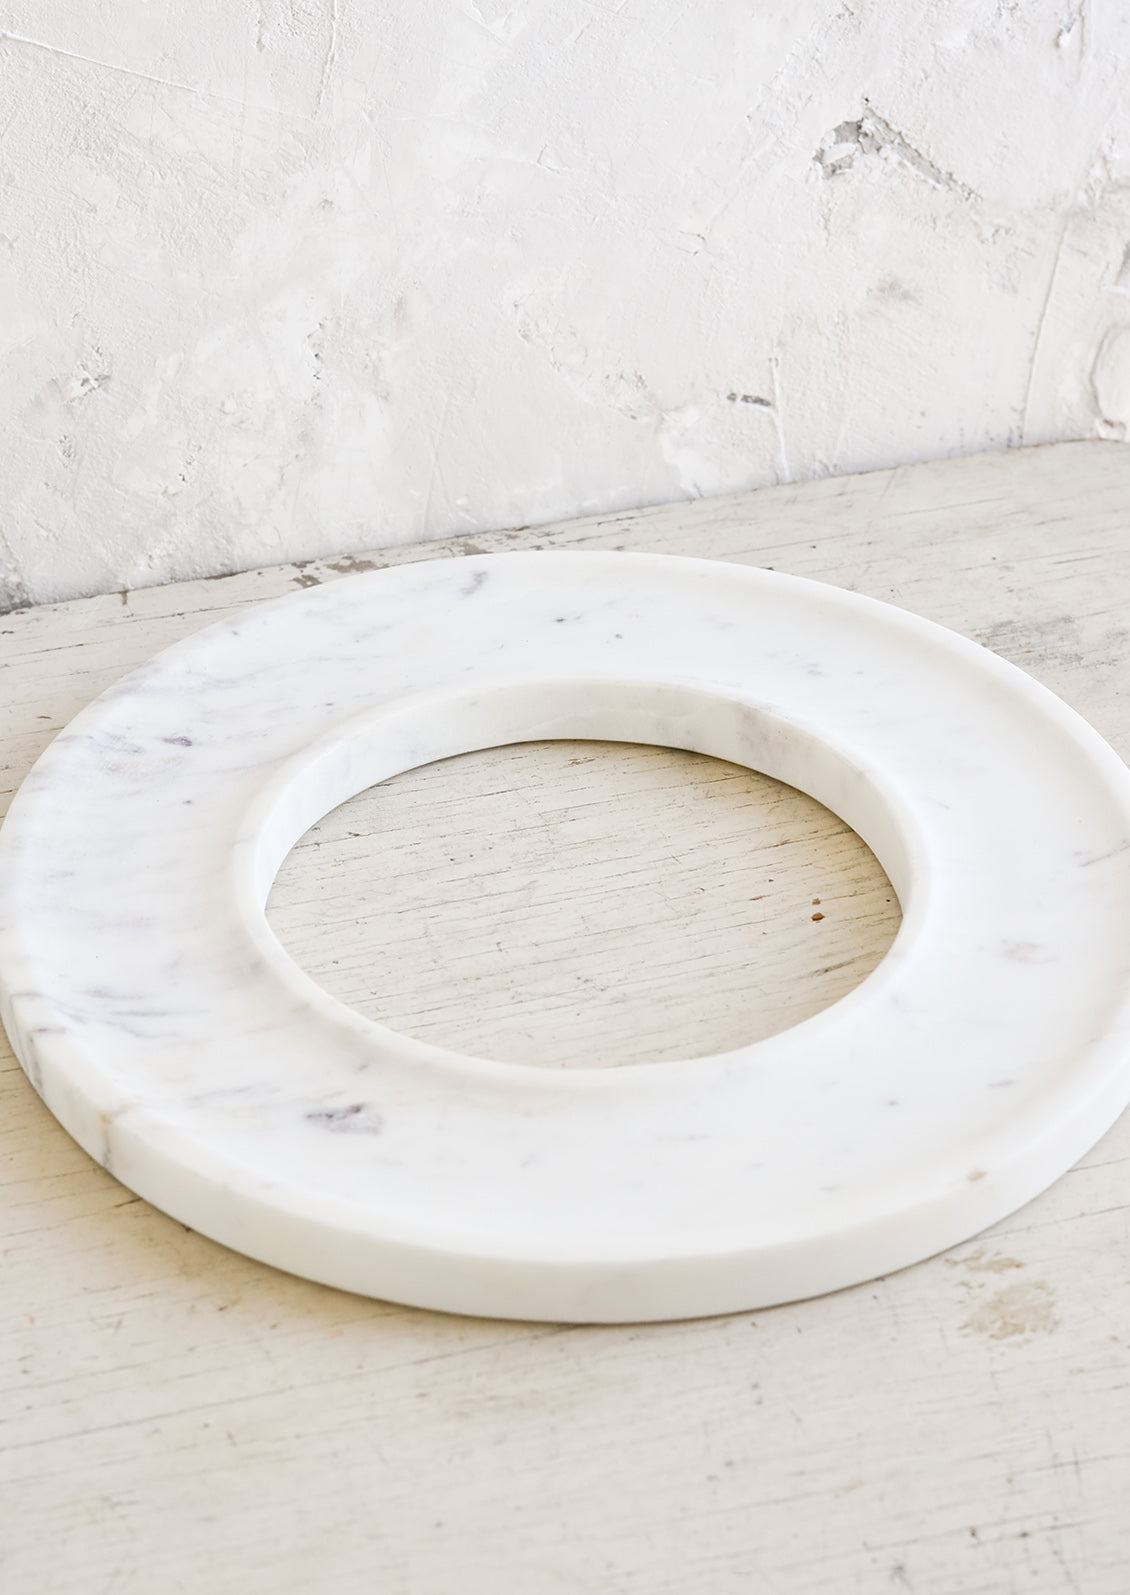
[2,2,1129,609]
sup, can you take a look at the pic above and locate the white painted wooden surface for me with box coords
[3,440,1130,1592]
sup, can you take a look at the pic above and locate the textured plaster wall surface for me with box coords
[2,2,1130,609]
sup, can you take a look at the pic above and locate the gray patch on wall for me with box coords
[0,537,31,613]
[1091,323,1130,439]
[815,105,974,200]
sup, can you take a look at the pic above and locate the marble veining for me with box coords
[2,550,1130,1321]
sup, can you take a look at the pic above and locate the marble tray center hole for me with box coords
[266,739,901,1068]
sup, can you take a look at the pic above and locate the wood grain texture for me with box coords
[3,440,1130,1593]
[268,744,899,1066]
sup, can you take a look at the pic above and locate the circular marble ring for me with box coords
[3,550,1130,1324]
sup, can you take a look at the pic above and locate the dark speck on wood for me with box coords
[326,556,380,575]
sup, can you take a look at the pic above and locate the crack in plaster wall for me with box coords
[814,104,976,200]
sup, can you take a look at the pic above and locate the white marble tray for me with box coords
[2,549,1130,1322]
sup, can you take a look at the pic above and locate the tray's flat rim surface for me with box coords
[3,547,1130,1320]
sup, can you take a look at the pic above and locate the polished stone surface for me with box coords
[3,549,1130,1320]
